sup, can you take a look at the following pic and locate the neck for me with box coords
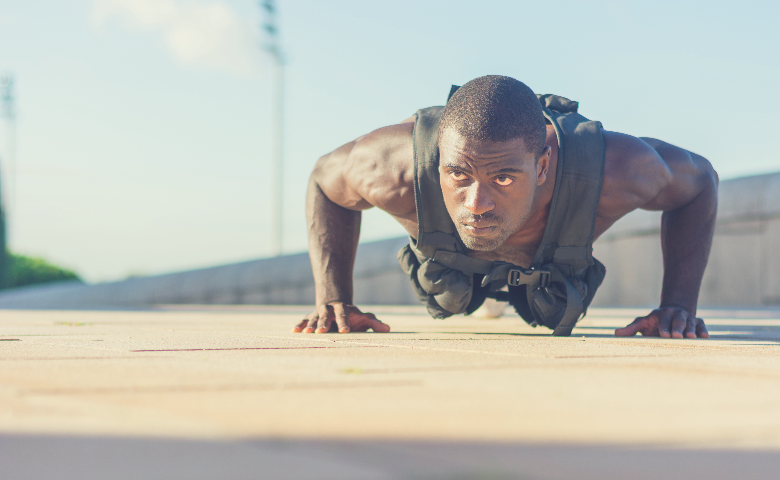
[503,194,550,249]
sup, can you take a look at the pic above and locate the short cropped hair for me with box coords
[438,75,546,156]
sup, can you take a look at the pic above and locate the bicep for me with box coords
[599,132,715,218]
[312,141,373,211]
[637,138,717,211]
[598,132,672,218]
[311,123,416,214]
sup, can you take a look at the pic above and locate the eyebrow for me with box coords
[443,163,525,175]
[487,167,525,175]
[442,162,470,172]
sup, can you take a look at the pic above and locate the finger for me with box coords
[294,312,318,332]
[369,317,391,333]
[315,306,332,334]
[658,311,673,338]
[304,307,325,333]
[291,317,310,333]
[615,317,645,337]
[695,318,710,339]
[332,304,350,333]
[303,316,319,333]
[670,311,688,339]
[683,315,698,339]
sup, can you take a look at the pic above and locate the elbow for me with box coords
[310,154,333,188]
[711,164,720,187]
[699,156,719,191]
[695,157,719,217]
[685,149,718,193]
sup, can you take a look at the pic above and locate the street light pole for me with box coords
[0,73,14,288]
[260,1,284,257]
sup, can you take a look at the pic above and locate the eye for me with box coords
[494,176,514,186]
[450,171,468,181]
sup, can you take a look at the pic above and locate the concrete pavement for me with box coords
[2,306,780,479]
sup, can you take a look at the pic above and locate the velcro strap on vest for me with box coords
[553,246,588,261]
[431,250,494,275]
[550,269,584,336]
[524,265,585,337]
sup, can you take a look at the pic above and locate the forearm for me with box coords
[307,175,361,306]
[659,175,718,314]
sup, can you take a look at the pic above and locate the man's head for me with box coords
[438,75,551,251]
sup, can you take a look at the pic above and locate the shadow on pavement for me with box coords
[2,434,778,480]
[407,322,780,343]
[574,323,780,343]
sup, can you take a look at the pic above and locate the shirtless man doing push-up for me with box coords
[293,75,718,339]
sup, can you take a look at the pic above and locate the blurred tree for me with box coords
[0,207,6,288]
[2,253,82,290]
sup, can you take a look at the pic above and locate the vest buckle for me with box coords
[507,267,533,287]
[506,267,551,288]
[539,269,551,288]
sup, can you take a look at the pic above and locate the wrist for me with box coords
[658,301,696,316]
[316,293,353,307]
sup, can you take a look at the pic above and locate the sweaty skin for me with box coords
[293,115,718,338]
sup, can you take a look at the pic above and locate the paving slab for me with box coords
[2,306,780,479]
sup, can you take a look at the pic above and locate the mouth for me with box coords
[461,224,498,236]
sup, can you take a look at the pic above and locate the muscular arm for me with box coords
[598,132,718,338]
[641,138,718,315]
[306,175,361,308]
[294,122,416,334]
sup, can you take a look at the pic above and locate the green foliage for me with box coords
[2,253,82,290]
[0,209,6,288]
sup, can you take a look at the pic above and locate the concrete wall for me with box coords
[593,171,780,308]
[1,172,778,309]
[0,237,418,309]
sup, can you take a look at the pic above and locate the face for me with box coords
[438,128,550,251]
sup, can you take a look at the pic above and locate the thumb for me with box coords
[369,318,391,333]
[615,317,645,337]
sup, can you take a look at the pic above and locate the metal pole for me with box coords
[0,73,12,288]
[261,0,284,257]
[270,60,284,256]
[0,74,13,207]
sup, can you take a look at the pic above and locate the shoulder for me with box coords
[346,121,416,215]
[312,119,417,216]
[597,131,673,219]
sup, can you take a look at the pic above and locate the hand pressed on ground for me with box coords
[292,303,391,334]
[615,306,709,339]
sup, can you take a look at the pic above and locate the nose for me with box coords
[463,181,495,216]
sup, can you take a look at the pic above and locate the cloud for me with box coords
[92,0,260,75]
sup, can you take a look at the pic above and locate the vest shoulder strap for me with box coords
[535,94,605,274]
[412,106,461,251]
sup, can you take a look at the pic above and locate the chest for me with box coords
[397,126,561,267]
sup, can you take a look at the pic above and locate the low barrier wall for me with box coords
[0,237,417,309]
[593,171,780,307]
[1,172,778,309]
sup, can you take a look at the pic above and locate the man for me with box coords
[293,75,717,339]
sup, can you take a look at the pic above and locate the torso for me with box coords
[361,119,639,268]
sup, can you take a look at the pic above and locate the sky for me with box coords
[0,0,778,282]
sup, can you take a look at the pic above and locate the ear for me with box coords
[536,145,551,186]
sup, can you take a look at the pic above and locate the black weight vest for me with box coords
[397,92,607,336]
